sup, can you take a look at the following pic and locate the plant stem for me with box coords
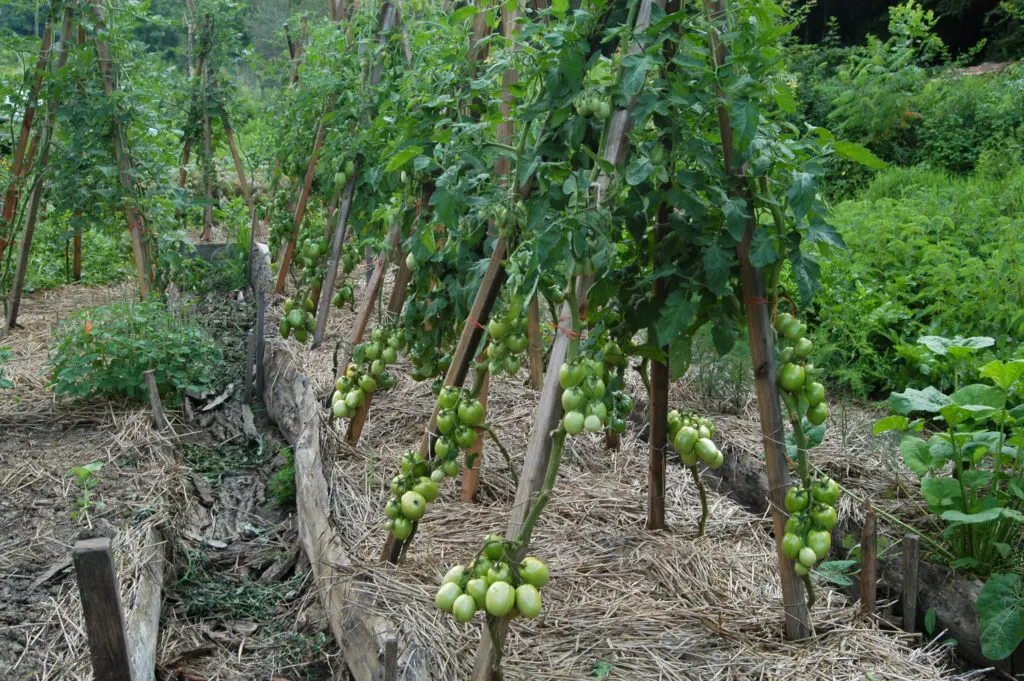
[801,572,816,608]
[688,463,709,537]
[780,392,810,488]
[481,423,518,486]
[514,425,566,550]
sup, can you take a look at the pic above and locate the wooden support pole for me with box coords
[647,353,668,529]
[345,391,373,443]
[902,533,920,633]
[0,20,53,263]
[144,370,169,431]
[90,0,152,298]
[861,508,877,616]
[527,297,544,389]
[313,175,357,347]
[461,361,489,502]
[222,114,256,222]
[73,216,83,280]
[126,527,165,681]
[386,255,412,316]
[337,222,402,367]
[177,139,192,190]
[72,538,133,681]
[704,0,809,639]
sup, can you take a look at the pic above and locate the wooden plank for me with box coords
[527,297,544,389]
[861,508,877,616]
[126,527,165,681]
[144,370,169,431]
[72,538,133,681]
[902,533,920,634]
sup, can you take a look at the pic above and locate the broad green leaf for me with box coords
[773,83,797,114]
[788,250,821,306]
[1009,479,1024,502]
[920,476,964,513]
[384,145,423,172]
[834,140,887,170]
[786,172,815,222]
[950,384,1006,410]
[960,469,993,489]
[749,228,778,268]
[728,98,758,151]
[900,436,937,476]
[654,291,700,347]
[939,404,973,427]
[941,507,1002,524]
[977,573,1024,660]
[723,199,748,241]
[669,336,694,381]
[551,0,569,19]
[980,360,1024,391]
[449,5,479,23]
[419,226,436,255]
[918,335,995,356]
[625,156,654,186]
[890,386,951,415]
[873,415,909,434]
[620,54,653,97]
[702,244,731,297]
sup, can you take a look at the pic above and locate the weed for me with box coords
[269,447,296,508]
[67,461,106,523]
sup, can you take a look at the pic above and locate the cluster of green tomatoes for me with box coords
[484,301,529,377]
[775,312,829,426]
[573,89,611,120]
[331,327,402,419]
[330,242,363,308]
[280,297,317,343]
[559,341,632,436]
[435,536,549,623]
[782,476,840,576]
[332,159,357,192]
[668,410,724,469]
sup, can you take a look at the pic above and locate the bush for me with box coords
[809,165,1024,396]
[50,298,222,402]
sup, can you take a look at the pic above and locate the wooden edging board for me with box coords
[262,341,431,681]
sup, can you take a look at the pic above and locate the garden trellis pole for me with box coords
[702,0,810,639]
[0,17,54,264]
[471,2,661,676]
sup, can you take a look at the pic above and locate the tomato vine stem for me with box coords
[687,463,709,537]
[478,423,519,487]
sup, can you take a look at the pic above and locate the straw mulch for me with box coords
[280,269,979,681]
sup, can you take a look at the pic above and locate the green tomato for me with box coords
[483,535,505,561]
[812,477,841,505]
[584,376,606,400]
[793,561,810,576]
[287,309,305,328]
[798,546,818,569]
[518,557,549,588]
[452,594,477,622]
[391,516,413,541]
[807,402,829,426]
[457,399,484,427]
[793,337,813,360]
[488,319,508,339]
[774,312,794,332]
[487,562,511,585]
[332,401,351,419]
[364,342,381,361]
[608,416,627,434]
[442,459,460,477]
[507,334,528,353]
[561,388,584,412]
[414,477,439,503]
[778,363,806,393]
[564,411,585,435]
[485,581,516,617]
[487,342,508,361]
[435,582,462,612]
[454,425,477,450]
[781,532,804,560]
[430,468,446,483]
[785,487,810,513]
[434,436,453,459]
[586,401,608,423]
[781,317,803,342]
[584,414,602,432]
[805,382,826,407]
[785,512,809,535]
[806,530,832,560]
[695,438,718,466]
[406,252,418,271]
[279,318,291,338]
[359,375,377,393]
[384,499,401,520]
[515,584,542,619]
[400,490,427,521]
[811,503,838,531]
[436,410,456,435]
[442,564,466,585]
[673,426,698,454]
[382,346,398,364]
[345,390,364,409]
[778,346,794,364]
[471,558,492,578]
[558,362,584,390]
[503,355,521,374]
[465,578,489,609]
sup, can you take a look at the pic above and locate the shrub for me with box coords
[50,298,222,402]
[809,166,1024,396]
[269,447,296,508]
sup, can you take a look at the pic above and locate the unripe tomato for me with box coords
[778,346,794,364]
[442,564,466,585]
[516,584,542,618]
[345,390,364,409]
[485,581,516,616]
[390,476,406,496]
[435,582,462,612]
[586,401,608,423]
[434,436,453,459]
[695,438,718,466]
[584,376,606,400]
[584,414,602,432]
[465,578,489,609]
[452,594,477,622]
[778,363,806,393]
[384,499,401,520]
[518,557,549,588]
[793,561,810,576]
[280,319,291,338]
[561,388,585,412]
[454,425,477,449]
[781,318,803,342]
[812,477,840,505]
[400,490,426,521]
[785,512,809,535]
[785,487,810,513]
[487,562,511,585]
[503,355,521,374]
[609,416,627,434]
[442,459,460,477]
[471,558,492,578]
[406,252,417,270]
[365,342,381,361]
[805,382,826,407]
[798,546,818,569]
[391,516,413,540]
[382,347,398,364]
[793,337,813,360]
[488,319,507,339]
[559,362,584,389]
[483,535,504,561]
[564,411,585,434]
[781,532,804,560]
[333,401,350,419]
[807,530,832,559]
[345,160,356,176]
[707,448,724,469]
[438,387,460,410]
[807,402,829,426]
[667,410,682,430]
[414,477,439,503]
[775,312,794,332]
[437,410,456,435]
[430,468,446,483]
[811,503,837,531]
[457,399,484,426]
[507,334,528,353]
[359,375,377,393]
[487,342,507,361]
[679,448,698,466]
[287,309,305,328]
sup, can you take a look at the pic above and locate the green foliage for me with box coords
[810,166,1024,396]
[66,461,105,522]
[977,573,1024,660]
[269,446,296,508]
[23,212,132,291]
[49,298,222,402]
[0,346,12,389]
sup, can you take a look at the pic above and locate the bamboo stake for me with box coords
[703,0,809,639]
[0,19,54,263]
[902,533,920,633]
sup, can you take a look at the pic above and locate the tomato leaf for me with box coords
[786,172,815,222]
[723,198,748,241]
[619,54,653,97]
[449,5,479,24]
[625,156,654,186]
[702,243,731,297]
[749,227,778,268]
[834,140,888,170]
[728,98,758,151]
[654,290,700,347]
[384,145,423,172]
[788,250,820,305]
[669,336,693,380]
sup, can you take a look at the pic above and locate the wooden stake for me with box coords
[386,255,412,316]
[222,114,256,222]
[383,635,398,681]
[346,391,373,443]
[527,297,544,389]
[461,363,489,502]
[0,20,52,263]
[91,0,152,297]
[647,353,668,530]
[144,370,169,431]
[73,538,133,681]
[902,533,920,633]
[126,527,165,681]
[73,218,82,280]
[704,0,809,639]
[337,222,402,368]
[861,508,877,616]
[313,175,358,347]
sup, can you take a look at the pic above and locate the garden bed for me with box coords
[266,279,980,681]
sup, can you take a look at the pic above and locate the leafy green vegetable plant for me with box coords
[67,461,105,523]
[49,298,222,402]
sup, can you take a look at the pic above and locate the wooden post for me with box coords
[346,391,373,443]
[200,19,215,242]
[90,0,152,298]
[902,533,920,633]
[647,354,668,529]
[72,538,133,681]
[0,20,52,263]
[73,218,83,280]
[383,635,398,681]
[386,255,412,316]
[860,508,877,616]
[337,222,402,367]
[313,175,358,347]
[143,370,169,431]
[222,114,256,222]
[126,527,165,681]
[461,358,489,502]
[527,297,544,389]
[704,0,809,639]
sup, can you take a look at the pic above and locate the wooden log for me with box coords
[126,527,165,681]
[144,370,169,431]
[461,364,489,502]
[861,508,877,616]
[72,538,133,681]
[902,533,920,633]
[0,20,52,263]
[90,0,152,297]
[527,297,544,389]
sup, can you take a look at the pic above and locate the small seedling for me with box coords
[67,461,106,523]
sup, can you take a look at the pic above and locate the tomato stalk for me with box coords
[779,391,816,607]
[477,423,519,487]
[687,464,709,537]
